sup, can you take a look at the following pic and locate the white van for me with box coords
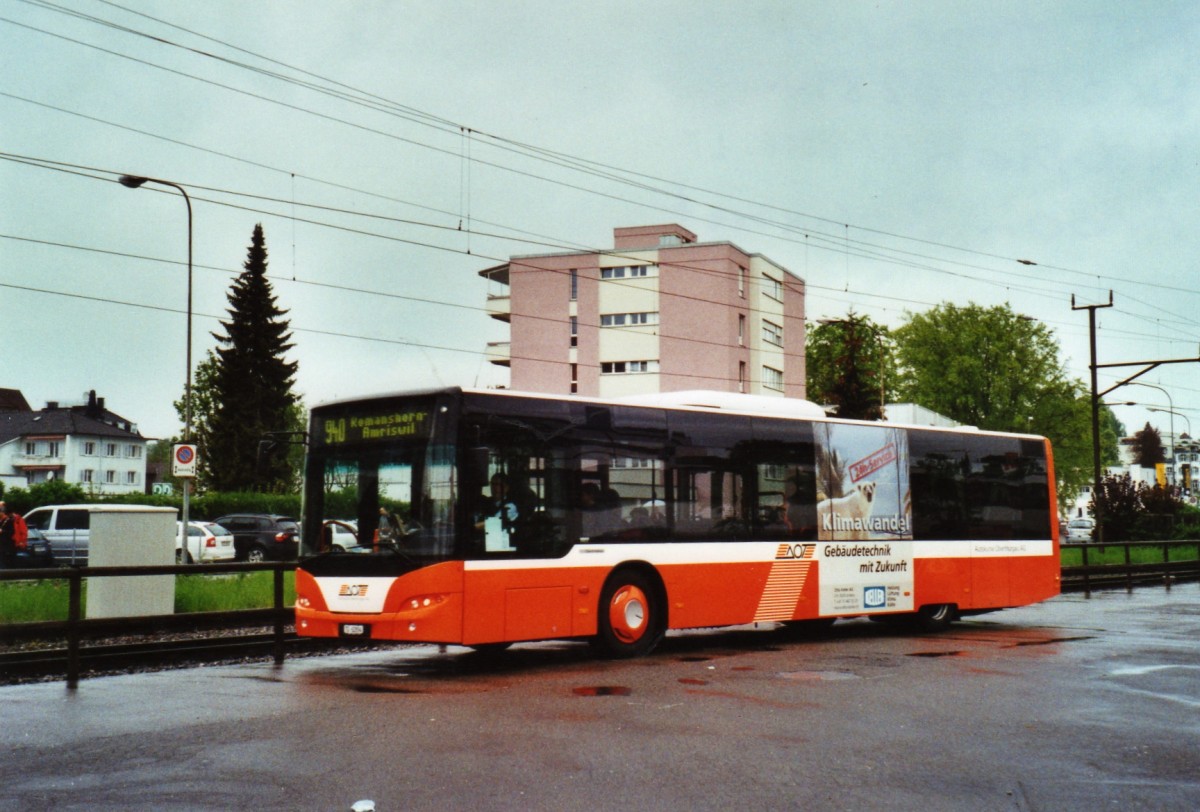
[22,504,176,566]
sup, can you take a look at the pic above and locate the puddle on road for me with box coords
[352,683,425,695]
[1007,636,1094,648]
[573,686,632,697]
[777,670,860,681]
[908,650,966,658]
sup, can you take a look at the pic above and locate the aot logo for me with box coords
[864,586,887,609]
[775,543,816,560]
[338,584,370,598]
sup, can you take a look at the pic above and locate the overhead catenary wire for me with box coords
[3,150,1194,372]
[2,2,1190,345]
[3,2,1196,389]
[6,3,1195,310]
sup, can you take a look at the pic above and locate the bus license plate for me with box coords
[341,624,368,637]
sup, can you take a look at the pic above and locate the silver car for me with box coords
[1065,517,1095,542]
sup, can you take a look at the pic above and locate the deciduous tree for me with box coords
[892,302,1105,511]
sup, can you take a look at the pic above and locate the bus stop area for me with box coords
[2,585,1198,812]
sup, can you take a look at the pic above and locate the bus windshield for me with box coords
[302,397,457,561]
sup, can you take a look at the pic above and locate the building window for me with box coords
[601,264,656,279]
[763,275,783,301]
[738,314,746,345]
[25,441,37,455]
[81,469,94,483]
[48,441,61,457]
[106,443,118,457]
[127,445,142,458]
[763,366,784,391]
[569,269,578,301]
[83,441,96,456]
[762,320,784,346]
[570,363,578,394]
[739,361,747,393]
[126,471,138,485]
[738,266,747,297]
[600,312,657,327]
[570,316,578,347]
[601,360,660,374]
[105,470,117,483]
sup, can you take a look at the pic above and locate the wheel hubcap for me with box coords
[610,585,648,644]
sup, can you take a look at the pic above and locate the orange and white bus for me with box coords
[295,388,1060,656]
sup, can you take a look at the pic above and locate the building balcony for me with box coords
[486,341,511,367]
[486,293,511,322]
[13,453,65,469]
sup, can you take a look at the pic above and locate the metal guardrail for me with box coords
[1060,538,1200,593]
[0,561,295,688]
[4,543,1198,686]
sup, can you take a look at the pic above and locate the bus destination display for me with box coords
[317,406,432,446]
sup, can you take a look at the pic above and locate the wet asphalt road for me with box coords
[2,586,1198,812]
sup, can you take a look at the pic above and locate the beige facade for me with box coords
[479,225,806,399]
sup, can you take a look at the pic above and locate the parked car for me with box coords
[4,527,57,569]
[176,521,237,564]
[22,504,91,565]
[1066,517,1095,542]
[213,514,300,562]
[323,520,360,552]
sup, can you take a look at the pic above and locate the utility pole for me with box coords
[1074,291,1200,543]
[1072,292,1113,542]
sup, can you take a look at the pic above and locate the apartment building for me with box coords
[480,224,806,399]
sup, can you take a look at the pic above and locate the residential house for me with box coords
[0,390,148,495]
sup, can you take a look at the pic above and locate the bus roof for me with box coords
[310,387,1048,442]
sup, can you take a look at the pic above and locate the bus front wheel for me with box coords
[595,570,665,658]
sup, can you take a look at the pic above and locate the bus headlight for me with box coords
[406,594,447,611]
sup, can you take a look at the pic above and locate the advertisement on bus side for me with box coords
[815,423,914,614]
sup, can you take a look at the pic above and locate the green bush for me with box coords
[3,487,300,522]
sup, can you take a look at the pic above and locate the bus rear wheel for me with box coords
[916,603,956,632]
[595,570,665,658]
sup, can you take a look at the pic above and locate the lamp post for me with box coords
[1127,382,1175,485]
[119,174,194,546]
[1148,408,1189,488]
[1148,407,1191,437]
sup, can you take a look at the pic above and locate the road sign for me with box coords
[173,444,198,478]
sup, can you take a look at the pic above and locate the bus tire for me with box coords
[916,603,955,632]
[468,642,513,655]
[780,618,835,637]
[595,569,665,658]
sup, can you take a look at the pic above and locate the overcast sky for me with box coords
[2,0,1198,443]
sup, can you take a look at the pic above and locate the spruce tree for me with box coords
[205,224,299,491]
[1130,422,1166,468]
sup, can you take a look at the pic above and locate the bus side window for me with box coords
[750,417,818,540]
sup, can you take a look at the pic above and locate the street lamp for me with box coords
[1148,408,1190,485]
[1127,382,1175,484]
[119,174,194,547]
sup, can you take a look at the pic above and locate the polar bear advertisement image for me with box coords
[813,422,916,615]
[815,423,912,543]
